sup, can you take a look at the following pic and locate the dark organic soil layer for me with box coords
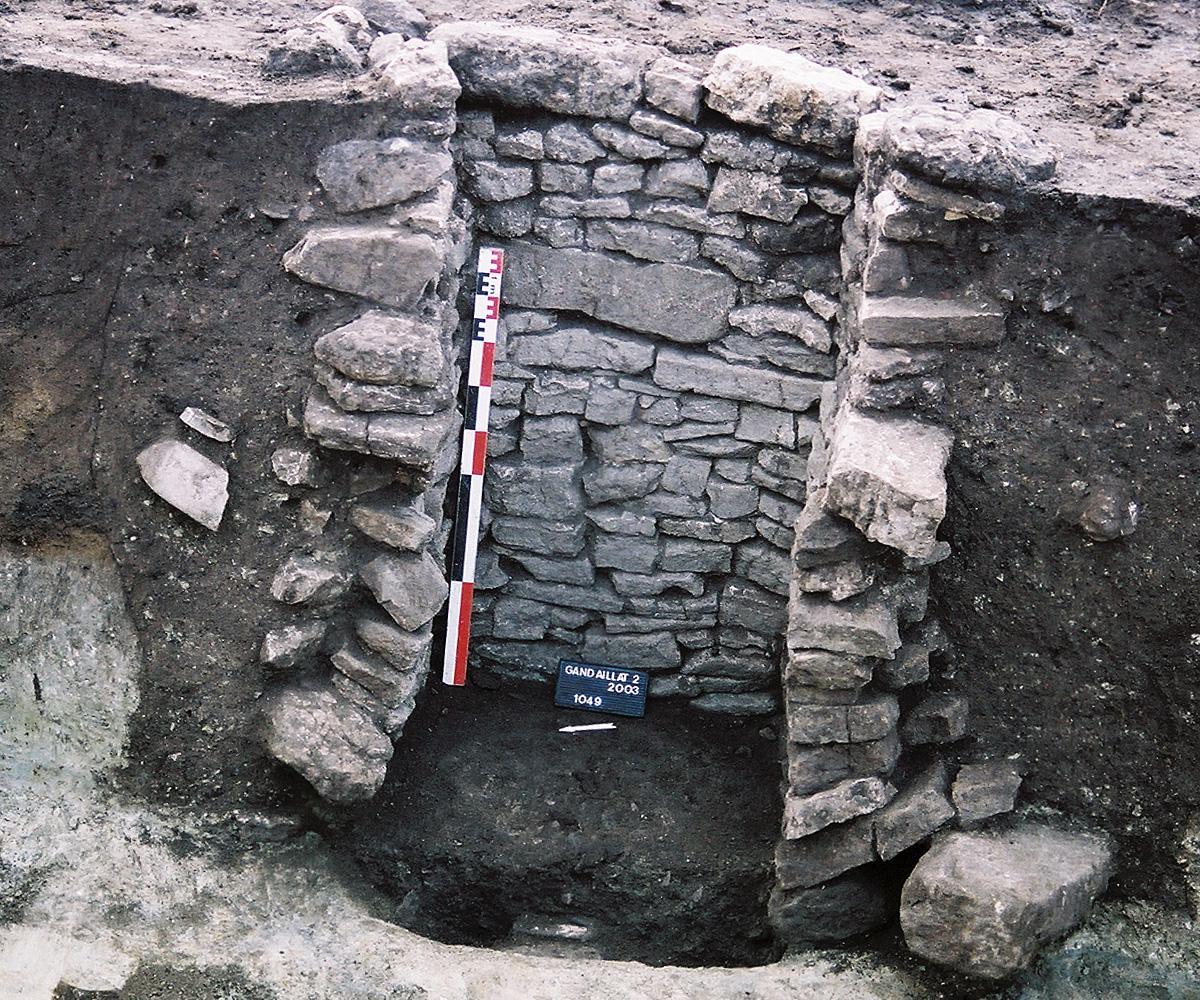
[334,678,783,967]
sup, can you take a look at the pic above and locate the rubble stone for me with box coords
[952,759,1025,827]
[314,310,444,386]
[874,760,955,860]
[360,551,449,630]
[136,439,229,531]
[903,692,969,745]
[784,776,896,839]
[770,869,890,944]
[644,56,705,122]
[368,36,462,113]
[260,621,327,669]
[283,227,444,308]
[270,553,351,606]
[317,138,451,213]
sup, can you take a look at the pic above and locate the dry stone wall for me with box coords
[436,27,881,712]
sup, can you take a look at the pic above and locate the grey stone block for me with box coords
[538,161,591,194]
[708,481,761,520]
[876,640,931,690]
[368,36,463,114]
[661,454,711,496]
[360,551,448,630]
[349,500,436,551]
[533,215,585,248]
[720,580,787,632]
[900,826,1112,979]
[270,553,351,606]
[787,588,901,659]
[952,759,1024,828]
[736,405,795,447]
[585,382,639,425]
[749,211,841,253]
[700,127,824,175]
[355,613,434,669]
[902,692,969,745]
[502,241,736,344]
[315,310,444,387]
[525,371,590,414]
[857,293,1007,347]
[784,648,874,691]
[644,159,711,199]
[317,137,451,213]
[543,121,607,162]
[653,349,824,409]
[774,814,876,891]
[587,507,657,537]
[699,235,772,282]
[271,446,322,487]
[478,198,535,238]
[583,463,663,503]
[260,621,326,669]
[593,163,645,194]
[520,415,584,463]
[769,869,890,945]
[628,108,704,148]
[874,760,955,860]
[661,517,756,543]
[504,552,595,586]
[707,167,808,222]
[588,219,699,264]
[582,629,681,671]
[594,534,659,573]
[632,201,745,237]
[682,648,774,680]
[495,128,545,160]
[540,194,632,218]
[593,121,681,160]
[488,460,583,516]
[314,361,455,415]
[690,691,779,715]
[611,571,704,597]
[660,537,731,573]
[644,55,704,122]
[283,226,443,308]
[463,160,535,201]
[429,22,653,119]
[509,325,654,373]
[783,776,896,839]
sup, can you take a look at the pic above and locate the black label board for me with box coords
[554,659,648,718]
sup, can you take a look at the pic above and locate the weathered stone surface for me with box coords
[265,6,371,77]
[734,538,790,594]
[788,588,900,659]
[463,159,536,201]
[331,639,423,708]
[509,325,654,373]
[784,776,896,839]
[543,122,607,162]
[264,682,392,803]
[875,640,931,690]
[260,621,326,669]
[682,649,775,681]
[953,759,1025,828]
[540,194,632,219]
[629,109,704,148]
[314,361,454,415]
[704,44,881,152]
[823,408,953,561]
[179,406,234,443]
[794,558,876,602]
[368,36,462,113]
[356,613,433,669]
[699,235,771,282]
[538,162,590,194]
[491,515,585,555]
[367,407,456,468]
[283,227,443,308]
[644,56,704,122]
[792,492,864,568]
[360,551,448,630]
[317,138,450,213]
[583,464,663,503]
[479,199,535,238]
[857,294,1007,347]
[902,692,969,745]
[701,127,822,176]
[633,201,745,238]
[524,370,589,415]
[349,500,436,551]
[591,425,671,464]
[886,168,1005,221]
[587,219,699,264]
[352,0,428,37]
[728,303,831,353]
[719,579,788,632]
[593,121,680,160]
[858,105,1056,193]
[785,648,874,690]
[314,310,444,387]
[900,826,1113,979]
[271,446,322,487]
[582,629,680,672]
[874,760,955,860]
[136,439,228,531]
[488,460,583,516]
[270,553,351,606]
[495,128,544,159]
[785,733,899,795]
[662,517,756,544]
[593,163,645,195]
[774,814,875,891]
[502,242,736,344]
[643,160,710,199]
[770,869,890,944]
[690,691,780,715]
[429,21,653,119]
[707,167,808,223]
[654,349,823,410]
[787,692,898,745]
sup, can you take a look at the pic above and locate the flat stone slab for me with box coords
[314,310,445,386]
[263,682,392,803]
[654,348,824,410]
[901,825,1113,980]
[317,137,451,213]
[704,44,881,153]
[283,226,444,308]
[360,551,448,631]
[501,241,736,344]
[135,439,228,531]
[429,21,654,119]
[857,294,1007,347]
[783,775,896,839]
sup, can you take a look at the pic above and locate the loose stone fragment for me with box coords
[429,22,653,119]
[770,869,890,945]
[823,407,953,561]
[349,500,436,550]
[264,682,392,803]
[1059,477,1139,542]
[885,168,1005,221]
[179,407,234,443]
[352,0,428,37]
[360,551,449,630]
[952,759,1025,827]
[271,446,322,488]
[283,227,444,308]
[900,826,1113,979]
[260,621,327,669]
[317,138,451,213]
[368,36,463,113]
[873,760,955,860]
[704,45,882,152]
[502,241,736,344]
[784,776,896,839]
[644,56,704,122]
[707,167,808,223]
[136,440,229,531]
[875,640,930,690]
[264,6,372,77]
[902,692,969,745]
[315,310,444,386]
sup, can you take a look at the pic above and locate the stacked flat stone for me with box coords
[769,104,1057,944]
[431,27,879,713]
[261,24,464,804]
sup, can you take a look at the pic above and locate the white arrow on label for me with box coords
[558,723,617,733]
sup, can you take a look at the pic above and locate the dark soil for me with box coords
[334,677,783,967]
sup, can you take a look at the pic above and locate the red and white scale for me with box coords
[442,246,504,686]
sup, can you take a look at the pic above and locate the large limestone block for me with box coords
[787,587,901,659]
[501,241,736,344]
[136,439,228,531]
[314,310,445,386]
[783,775,896,839]
[264,682,392,803]
[368,36,462,113]
[360,551,449,630]
[857,294,1007,348]
[317,138,451,213]
[429,21,654,119]
[283,227,444,308]
[857,105,1056,193]
[901,826,1113,979]
[823,407,953,561]
[703,44,882,153]
[653,348,823,410]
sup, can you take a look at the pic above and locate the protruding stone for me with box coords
[331,639,423,707]
[707,167,808,223]
[356,613,434,670]
[179,407,235,443]
[271,553,351,606]
[429,21,654,119]
[314,310,444,386]
[264,5,372,77]
[774,814,875,891]
[260,621,327,669]
[264,682,392,803]
[368,36,462,113]
[349,500,436,551]
[317,138,451,213]
[502,241,736,344]
[788,588,901,659]
[360,551,449,630]
[823,408,953,561]
[644,56,704,122]
[952,759,1025,827]
[784,776,896,839]
[857,294,1007,348]
[874,760,955,860]
[136,439,228,531]
[900,826,1113,979]
[704,44,882,153]
[283,227,444,308]
[902,692,969,745]
[792,491,864,568]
